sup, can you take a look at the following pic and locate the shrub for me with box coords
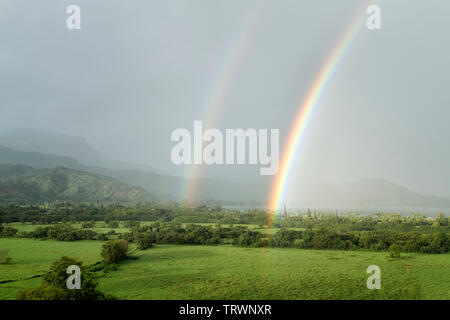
[18,283,66,300]
[232,231,265,247]
[1,225,18,237]
[124,221,140,228]
[101,240,128,263]
[75,229,99,240]
[135,233,154,250]
[81,221,95,228]
[31,226,51,238]
[389,244,402,258]
[107,221,119,228]
[25,224,102,241]
[47,225,77,241]
[0,249,12,264]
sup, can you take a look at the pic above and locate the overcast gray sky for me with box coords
[1,0,449,200]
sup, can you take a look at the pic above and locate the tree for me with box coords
[1,225,18,237]
[436,212,448,226]
[389,244,402,258]
[81,220,95,228]
[107,221,119,228]
[432,220,440,228]
[135,233,154,250]
[404,243,415,258]
[0,249,12,264]
[124,221,140,228]
[18,256,109,300]
[43,257,82,288]
[101,240,128,263]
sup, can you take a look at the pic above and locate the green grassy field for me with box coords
[1,238,449,300]
[0,238,105,299]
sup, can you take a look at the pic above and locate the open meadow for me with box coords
[1,238,449,300]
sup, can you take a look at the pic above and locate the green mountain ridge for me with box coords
[0,164,154,204]
[1,144,450,208]
[0,144,268,203]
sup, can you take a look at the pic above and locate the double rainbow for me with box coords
[180,2,375,213]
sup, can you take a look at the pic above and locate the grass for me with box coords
[98,245,449,300]
[1,238,449,300]
[0,238,104,299]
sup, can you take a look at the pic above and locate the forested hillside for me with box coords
[0,164,153,203]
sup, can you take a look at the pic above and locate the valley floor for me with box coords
[1,238,449,300]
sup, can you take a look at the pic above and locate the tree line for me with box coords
[270,228,449,254]
[1,204,448,234]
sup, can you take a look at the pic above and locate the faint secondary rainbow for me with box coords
[268,6,370,221]
[181,34,249,203]
[181,2,269,203]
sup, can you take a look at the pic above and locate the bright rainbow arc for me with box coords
[268,7,370,221]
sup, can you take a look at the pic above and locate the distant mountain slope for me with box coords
[296,179,450,208]
[0,129,107,166]
[0,129,157,171]
[0,145,86,170]
[0,145,269,203]
[0,164,154,204]
[0,163,36,179]
[1,145,449,207]
[96,168,269,203]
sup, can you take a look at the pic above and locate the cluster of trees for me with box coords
[121,222,222,246]
[81,220,96,228]
[123,220,140,228]
[232,231,267,247]
[119,222,276,248]
[116,222,450,253]
[0,224,18,237]
[271,228,450,254]
[18,224,107,241]
[278,212,449,234]
[1,203,448,254]
[0,203,268,225]
[1,204,448,235]
[107,221,120,228]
